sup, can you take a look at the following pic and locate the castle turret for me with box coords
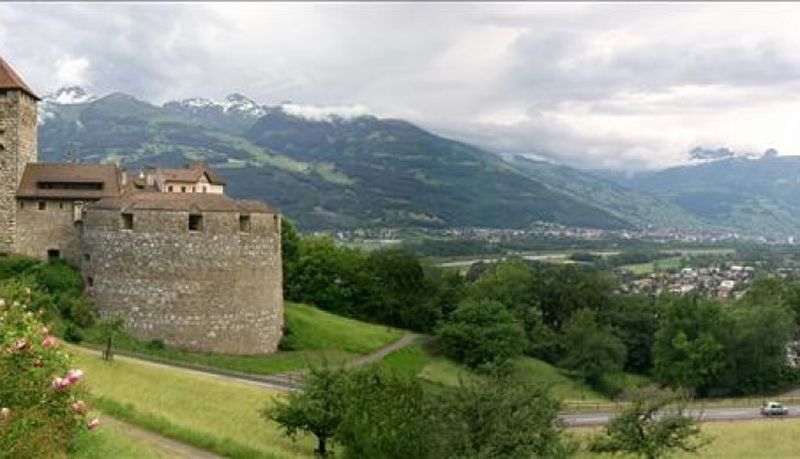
[0,55,38,252]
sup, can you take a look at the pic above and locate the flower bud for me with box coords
[87,418,100,431]
[42,336,57,348]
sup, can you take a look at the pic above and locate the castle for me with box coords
[0,56,283,355]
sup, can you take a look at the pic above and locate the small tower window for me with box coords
[84,253,91,262]
[87,276,94,288]
[38,201,46,211]
[181,186,186,193]
[189,214,203,232]
[121,213,134,230]
[47,249,60,261]
[239,214,251,233]
[168,185,173,192]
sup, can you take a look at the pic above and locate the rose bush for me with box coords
[0,282,95,458]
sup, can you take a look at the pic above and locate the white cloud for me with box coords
[54,56,90,87]
[3,3,800,170]
[280,103,371,121]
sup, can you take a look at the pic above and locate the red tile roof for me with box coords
[0,55,39,100]
[16,163,121,199]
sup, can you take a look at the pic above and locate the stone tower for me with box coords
[0,56,38,252]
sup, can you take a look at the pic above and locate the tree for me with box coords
[284,237,370,316]
[97,316,125,361]
[532,264,615,331]
[590,392,709,459]
[263,366,348,457]
[560,309,626,386]
[652,296,726,395]
[600,295,659,373]
[361,248,436,331]
[432,372,575,459]
[281,218,301,299]
[337,368,432,459]
[436,299,526,370]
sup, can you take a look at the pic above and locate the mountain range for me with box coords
[35,87,800,236]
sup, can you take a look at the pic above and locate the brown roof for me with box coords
[90,192,276,214]
[17,163,121,199]
[158,163,225,185]
[0,55,39,100]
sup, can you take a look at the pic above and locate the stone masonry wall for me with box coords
[13,199,83,265]
[82,208,283,354]
[0,90,37,253]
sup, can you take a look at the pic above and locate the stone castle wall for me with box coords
[13,199,83,265]
[82,207,283,354]
[0,90,37,252]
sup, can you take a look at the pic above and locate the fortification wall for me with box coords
[82,208,283,354]
[0,91,37,252]
[13,199,82,265]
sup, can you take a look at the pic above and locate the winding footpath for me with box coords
[104,417,223,459]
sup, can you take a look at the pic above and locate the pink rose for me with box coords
[71,400,87,415]
[42,336,57,348]
[87,418,100,431]
[52,377,69,391]
[66,369,84,384]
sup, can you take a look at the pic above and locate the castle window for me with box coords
[84,253,90,262]
[87,276,94,288]
[239,214,251,233]
[38,201,46,211]
[47,249,60,261]
[189,214,203,232]
[19,201,23,210]
[121,213,134,230]
[203,186,207,193]
[181,186,186,193]
[59,202,64,210]
[168,185,173,192]
[192,186,196,193]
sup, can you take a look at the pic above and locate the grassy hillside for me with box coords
[84,302,403,376]
[378,343,648,402]
[71,346,313,459]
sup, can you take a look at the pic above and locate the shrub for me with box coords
[0,287,96,458]
[436,299,526,370]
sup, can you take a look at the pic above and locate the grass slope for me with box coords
[379,343,646,402]
[84,302,403,376]
[575,418,800,458]
[71,421,180,459]
[71,345,314,459]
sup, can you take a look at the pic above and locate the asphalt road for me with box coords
[560,405,800,427]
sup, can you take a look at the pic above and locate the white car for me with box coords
[760,401,789,416]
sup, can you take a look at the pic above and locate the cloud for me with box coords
[3,3,800,170]
[54,56,90,87]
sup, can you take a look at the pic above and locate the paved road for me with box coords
[560,405,800,427]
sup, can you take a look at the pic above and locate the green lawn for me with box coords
[82,302,403,376]
[574,418,800,459]
[71,419,181,459]
[71,345,315,459]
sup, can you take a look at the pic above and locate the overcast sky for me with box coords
[2,2,800,170]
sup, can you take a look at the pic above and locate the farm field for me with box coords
[621,256,683,274]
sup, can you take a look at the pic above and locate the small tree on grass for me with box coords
[432,371,576,459]
[263,366,348,457]
[589,391,709,459]
[336,367,432,459]
[97,316,125,361]
[436,299,526,370]
[0,287,97,458]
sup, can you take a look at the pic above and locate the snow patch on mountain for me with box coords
[164,94,266,118]
[279,103,371,122]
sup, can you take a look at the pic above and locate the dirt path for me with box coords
[104,416,223,459]
[267,333,419,384]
